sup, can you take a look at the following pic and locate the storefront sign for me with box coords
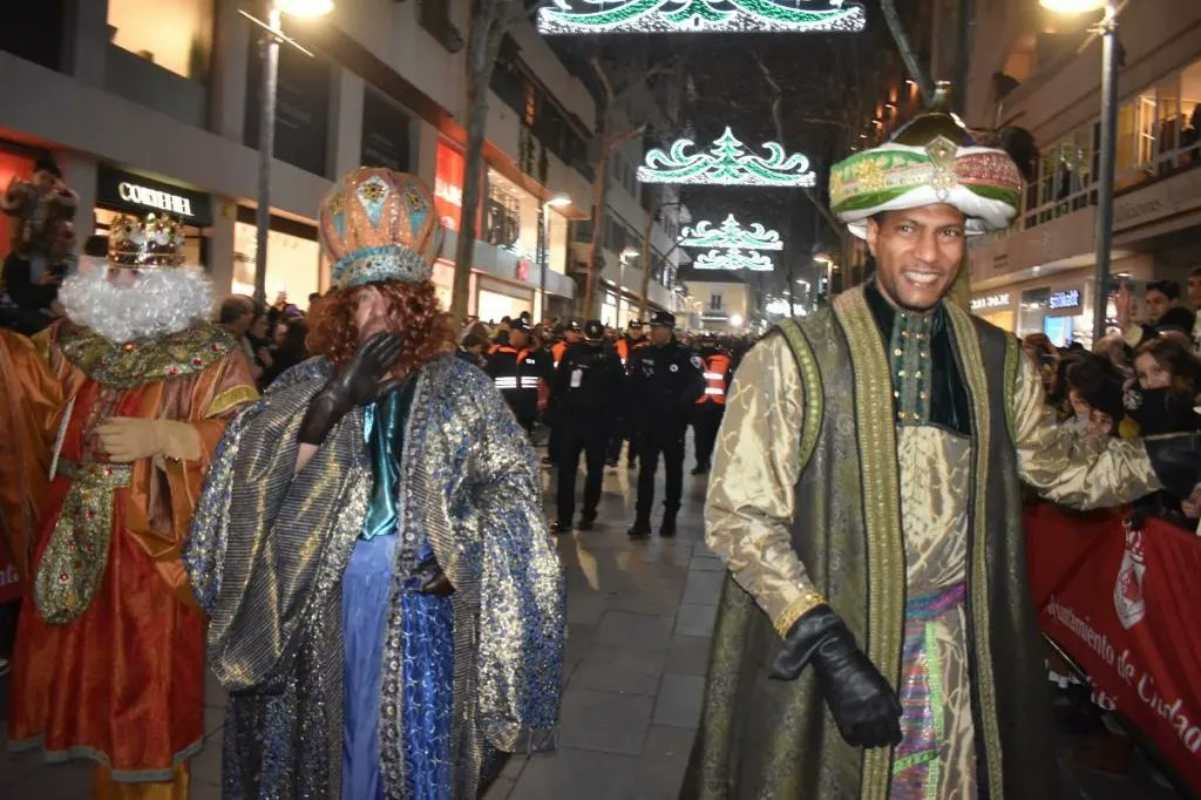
[97,166,212,226]
[435,141,465,232]
[970,292,1011,311]
[1027,505,1201,792]
[1048,288,1081,310]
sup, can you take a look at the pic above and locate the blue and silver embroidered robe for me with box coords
[184,354,565,800]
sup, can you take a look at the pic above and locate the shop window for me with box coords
[232,218,320,310]
[108,0,214,81]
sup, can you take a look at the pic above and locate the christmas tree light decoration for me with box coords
[694,248,775,271]
[538,0,865,35]
[636,128,816,187]
[678,215,783,251]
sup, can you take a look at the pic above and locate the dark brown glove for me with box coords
[415,555,454,596]
[1145,432,1201,499]
[298,333,403,445]
[771,604,903,749]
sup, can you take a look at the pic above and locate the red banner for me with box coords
[1026,503,1201,791]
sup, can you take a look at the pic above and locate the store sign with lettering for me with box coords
[1049,289,1081,310]
[97,166,213,226]
[970,293,1011,311]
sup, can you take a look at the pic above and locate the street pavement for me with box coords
[0,435,1188,798]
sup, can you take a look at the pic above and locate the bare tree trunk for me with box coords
[450,0,513,325]
[639,205,655,321]
[880,0,936,107]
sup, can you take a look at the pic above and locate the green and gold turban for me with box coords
[830,110,1023,239]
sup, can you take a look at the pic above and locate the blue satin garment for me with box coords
[342,386,455,800]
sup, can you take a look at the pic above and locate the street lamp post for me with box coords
[1040,0,1118,343]
[254,5,282,308]
[1092,0,1120,344]
[242,1,334,306]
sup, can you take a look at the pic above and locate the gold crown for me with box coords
[107,212,186,268]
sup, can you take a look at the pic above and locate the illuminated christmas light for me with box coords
[694,248,775,271]
[538,0,866,35]
[637,127,816,187]
[678,215,782,251]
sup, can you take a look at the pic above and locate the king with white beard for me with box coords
[0,212,258,798]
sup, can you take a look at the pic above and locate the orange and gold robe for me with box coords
[1,320,257,793]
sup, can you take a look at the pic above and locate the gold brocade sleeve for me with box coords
[705,335,825,638]
[1011,355,1161,509]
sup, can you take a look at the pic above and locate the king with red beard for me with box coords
[0,212,258,798]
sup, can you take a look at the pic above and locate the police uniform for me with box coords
[610,321,649,467]
[626,312,705,537]
[550,320,624,533]
[690,338,734,474]
[484,319,547,433]
[546,321,581,466]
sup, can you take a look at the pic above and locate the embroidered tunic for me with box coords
[1,320,257,782]
[686,283,1161,800]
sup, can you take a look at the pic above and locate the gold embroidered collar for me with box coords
[57,322,237,389]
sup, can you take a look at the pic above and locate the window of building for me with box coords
[108,0,214,81]
[709,293,723,311]
[361,88,411,172]
[485,169,539,261]
[0,1,66,71]
[245,39,330,177]
[418,0,459,52]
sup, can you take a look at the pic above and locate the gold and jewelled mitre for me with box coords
[829,97,1023,239]
[107,212,187,268]
[320,168,443,291]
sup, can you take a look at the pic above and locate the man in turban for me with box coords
[1,213,258,798]
[682,107,1201,799]
[185,168,564,799]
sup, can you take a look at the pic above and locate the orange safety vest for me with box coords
[696,353,732,406]
[615,339,629,365]
[552,341,567,368]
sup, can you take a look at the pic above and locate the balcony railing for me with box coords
[1018,140,1201,233]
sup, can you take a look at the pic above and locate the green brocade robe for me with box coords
[682,284,1160,800]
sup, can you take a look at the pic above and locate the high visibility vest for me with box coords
[615,339,629,365]
[696,353,732,406]
[552,341,567,368]
[490,347,541,392]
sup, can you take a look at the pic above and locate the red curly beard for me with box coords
[306,280,450,373]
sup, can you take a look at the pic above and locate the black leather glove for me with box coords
[770,604,902,749]
[1145,432,1201,499]
[298,332,403,445]
[414,555,454,596]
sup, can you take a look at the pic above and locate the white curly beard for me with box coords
[58,259,215,344]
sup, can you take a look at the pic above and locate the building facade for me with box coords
[0,0,682,322]
[962,0,1201,345]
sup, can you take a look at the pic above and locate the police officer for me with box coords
[626,311,705,537]
[610,320,649,468]
[690,333,734,475]
[485,317,546,434]
[549,320,624,534]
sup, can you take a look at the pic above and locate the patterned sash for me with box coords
[34,459,131,624]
